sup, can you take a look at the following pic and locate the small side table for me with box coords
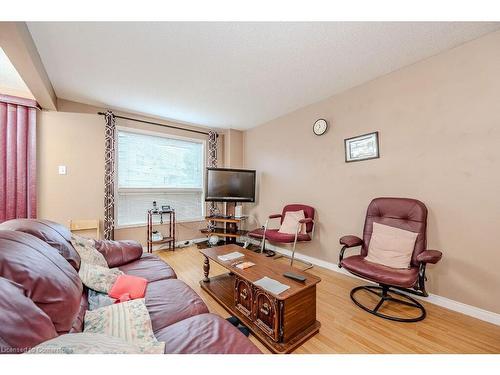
[147,209,176,253]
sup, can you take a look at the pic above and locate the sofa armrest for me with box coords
[299,218,313,224]
[339,235,363,248]
[94,239,143,268]
[416,250,442,264]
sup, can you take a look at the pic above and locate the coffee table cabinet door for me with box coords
[253,289,279,342]
[234,277,253,318]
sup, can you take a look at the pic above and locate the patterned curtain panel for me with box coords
[0,95,37,222]
[207,130,218,217]
[103,111,116,240]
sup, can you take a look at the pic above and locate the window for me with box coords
[116,129,205,226]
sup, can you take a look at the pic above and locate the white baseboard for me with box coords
[244,238,500,326]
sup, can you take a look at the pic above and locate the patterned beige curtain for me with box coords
[103,111,116,240]
[207,130,218,217]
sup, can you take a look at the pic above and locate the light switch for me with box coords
[58,165,67,175]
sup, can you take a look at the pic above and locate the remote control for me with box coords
[283,272,307,282]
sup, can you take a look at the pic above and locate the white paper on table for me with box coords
[217,251,244,262]
[254,276,290,295]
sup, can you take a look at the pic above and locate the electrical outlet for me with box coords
[58,165,67,175]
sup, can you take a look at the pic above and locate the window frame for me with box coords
[114,126,206,228]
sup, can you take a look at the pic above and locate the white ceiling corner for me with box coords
[0,47,34,99]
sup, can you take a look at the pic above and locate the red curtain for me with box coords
[0,94,38,222]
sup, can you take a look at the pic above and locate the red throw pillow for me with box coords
[109,275,148,302]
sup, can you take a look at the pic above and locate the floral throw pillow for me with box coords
[87,289,116,311]
[84,298,165,354]
[27,333,142,354]
[70,234,108,268]
[78,262,123,293]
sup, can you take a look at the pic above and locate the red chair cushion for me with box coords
[340,255,419,288]
[248,228,311,243]
[109,274,148,301]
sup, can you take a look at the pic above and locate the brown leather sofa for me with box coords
[0,219,260,354]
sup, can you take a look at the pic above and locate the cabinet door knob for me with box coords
[240,289,248,300]
[260,302,270,316]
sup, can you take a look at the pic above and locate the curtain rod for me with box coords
[97,112,217,137]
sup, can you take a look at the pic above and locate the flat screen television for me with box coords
[205,167,256,202]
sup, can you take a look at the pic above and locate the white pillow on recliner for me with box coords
[365,222,418,269]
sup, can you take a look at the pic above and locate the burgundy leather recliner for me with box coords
[338,198,442,322]
[0,219,261,354]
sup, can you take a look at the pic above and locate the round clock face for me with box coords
[313,119,328,136]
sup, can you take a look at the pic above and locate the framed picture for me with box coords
[344,131,379,162]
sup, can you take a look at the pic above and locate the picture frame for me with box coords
[344,131,380,163]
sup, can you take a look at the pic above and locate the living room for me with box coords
[1,1,500,373]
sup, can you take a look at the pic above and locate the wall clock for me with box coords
[313,119,328,136]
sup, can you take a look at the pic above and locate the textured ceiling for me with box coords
[28,22,500,129]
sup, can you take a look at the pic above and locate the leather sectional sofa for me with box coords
[0,219,260,354]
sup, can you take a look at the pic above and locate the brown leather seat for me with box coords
[155,313,261,354]
[248,228,311,243]
[340,255,419,288]
[119,253,177,281]
[146,279,209,332]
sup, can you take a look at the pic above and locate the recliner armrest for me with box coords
[338,235,363,268]
[94,239,143,268]
[416,250,442,264]
[269,214,282,219]
[339,235,363,248]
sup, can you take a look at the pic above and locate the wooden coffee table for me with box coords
[199,244,321,354]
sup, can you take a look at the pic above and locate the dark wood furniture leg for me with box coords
[203,255,210,282]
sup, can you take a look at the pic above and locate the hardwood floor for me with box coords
[156,246,500,354]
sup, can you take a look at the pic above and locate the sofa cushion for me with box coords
[0,276,58,352]
[154,313,261,354]
[146,278,209,332]
[94,239,143,268]
[0,230,83,334]
[0,219,81,270]
[119,253,177,281]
